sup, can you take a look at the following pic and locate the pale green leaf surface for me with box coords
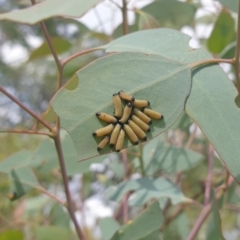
[28,37,72,61]
[105,28,240,182]
[0,150,33,173]
[107,177,187,206]
[35,226,71,240]
[0,230,24,240]
[10,166,40,198]
[110,201,163,240]
[0,0,102,24]
[50,204,70,229]
[99,217,120,240]
[142,135,203,174]
[216,0,238,13]
[140,0,197,29]
[51,52,191,161]
[175,213,190,240]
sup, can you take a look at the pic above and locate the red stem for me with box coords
[0,86,53,131]
[204,145,213,205]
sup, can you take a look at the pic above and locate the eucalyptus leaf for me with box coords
[140,0,197,29]
[110,201,163,240]
[206,194,225,240]
[35,226,72,240]
[51,52,191,161]
[142,135,203,174]
[28,37,72,61]
[99,217,120,240]
[0,0,102,24]
[107,177,188,206]
[207,10,235,54]
[10,166,40,199]
[105,28,240,182]
[0,230,24,240]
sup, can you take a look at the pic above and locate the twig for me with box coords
[31,0,62,89]
[122,0,129,35]
[204,144,213,205]
[36,186,66,206]
[185,124,197,148]
[190,58,234,69]
[186,177,235,240]
[30,1,86,238]
[0,86,53,131]
[53,130,86,240]
[61,47,104,67]
[234,0,240,94]
[0,129,52,137]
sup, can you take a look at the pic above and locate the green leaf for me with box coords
[110,201,163,240]
[216,0,238,13]
[35,226,72,240]
[107,177,188,206]
[136,10,160,30]
[0,0,102,24]
[140,0,197,29]
[175,213,190,240]
[0,151,40,199]
[99,217,120,240]
[28,37,72,61]
[51,52,191,161]
[207,10,235,54]
[0,150,33,173]
[218,41,236,59]
[206,195,225,240]
[50,204,70,229]
[10,166,40,199]
[142,135,203,174]
[0,230,24,240]
[105,28,240,183]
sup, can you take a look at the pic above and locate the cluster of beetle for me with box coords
[92,91,163,152]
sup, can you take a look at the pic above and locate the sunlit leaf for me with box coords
[110,201,163,240]
[0,230,24,240]
[0,0,102,24]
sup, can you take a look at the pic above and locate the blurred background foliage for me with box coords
[0,0,239,239]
